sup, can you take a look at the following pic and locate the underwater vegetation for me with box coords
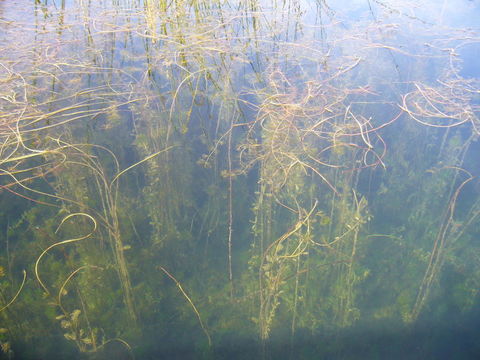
[0,0,480,359]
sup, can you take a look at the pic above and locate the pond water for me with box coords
[1,0,480,359]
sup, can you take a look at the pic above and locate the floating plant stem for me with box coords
[0,270,27,313]
[159,266,212,347]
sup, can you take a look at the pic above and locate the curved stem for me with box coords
[35,213,97,295]
[0,270,27,313]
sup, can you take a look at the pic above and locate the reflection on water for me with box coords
[0,0,480,359]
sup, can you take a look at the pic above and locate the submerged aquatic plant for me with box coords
[1,0,480,358]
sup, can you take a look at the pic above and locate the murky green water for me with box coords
[1,0,480,359]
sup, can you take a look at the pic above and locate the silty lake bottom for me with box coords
[1,0,480,358]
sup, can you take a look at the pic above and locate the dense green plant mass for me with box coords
[1,0,480,359]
